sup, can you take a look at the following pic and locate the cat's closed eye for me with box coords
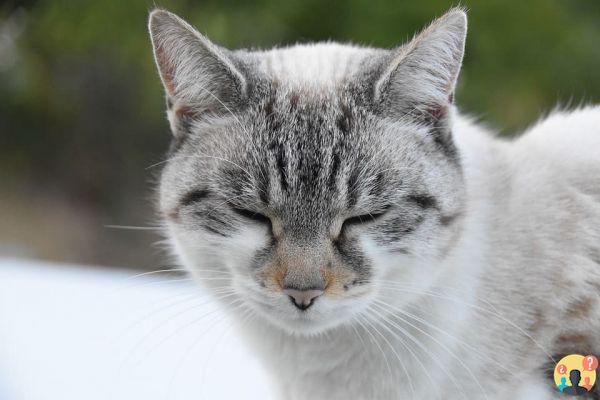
[231,207,271,225]
[342,209,388,227]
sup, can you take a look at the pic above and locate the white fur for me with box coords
[256,43,374,87]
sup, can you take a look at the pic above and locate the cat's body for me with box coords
[148,9,600,399]
[230,108,600,400]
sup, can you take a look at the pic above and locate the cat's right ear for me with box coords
[148,9,247,137]
[373,9,467,120]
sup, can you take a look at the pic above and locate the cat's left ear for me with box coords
[148,9,248,138]
[374,8,467,121]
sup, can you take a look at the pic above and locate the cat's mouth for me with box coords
[264,306,345,335]
[246,290,369,335]
[233,269,372,334]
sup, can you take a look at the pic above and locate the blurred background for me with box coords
[2,0,600,270]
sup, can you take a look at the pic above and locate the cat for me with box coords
[148,7,600,400]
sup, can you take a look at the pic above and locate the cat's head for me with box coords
[149,9,467,335]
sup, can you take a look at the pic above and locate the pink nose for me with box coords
[283,288,323,310]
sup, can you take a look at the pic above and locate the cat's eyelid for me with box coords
[230,206,271,224]
[179,188,211,207]
[344,206,391,225]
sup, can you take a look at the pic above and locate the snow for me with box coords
[0,258,274,400]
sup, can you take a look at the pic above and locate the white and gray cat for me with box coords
[148,7,600,400]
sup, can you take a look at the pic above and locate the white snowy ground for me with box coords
[0,258,274,400]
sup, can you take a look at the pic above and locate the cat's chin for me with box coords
[248,300,366,337]
[262,313,346,336]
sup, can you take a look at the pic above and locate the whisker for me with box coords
[376,279,501,314]
[196,303,257,399]
[134,294,242,365]
[375,283,555,363]
[373,301,487,400]
[355,314,400,394]
[348,319,368,350]
[114,287,232,342]
[132,296,244,368]
[104,225,163,231]
[362,308,416,397]
[369,302,466,400]
[374,297,516,379]
[366,307,438,399]
[124,268,189,280]
[354,315,395,385]
[119,289,236,369]
[166,300,253,399]
[187,269,232,275]
[117,277,195,291]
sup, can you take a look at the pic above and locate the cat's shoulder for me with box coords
[513,105,600,165]
[506,105,600,208]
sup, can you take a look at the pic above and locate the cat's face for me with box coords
[151,9,467,335]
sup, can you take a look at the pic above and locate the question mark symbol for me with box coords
[557,364,567,374]
[583,355,598,371]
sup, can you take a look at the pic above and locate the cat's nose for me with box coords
[283,287,324,310]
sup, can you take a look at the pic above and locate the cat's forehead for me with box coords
[247,43,387,89]
[250,82,375,169]
[259,85,350,132]
[234,85,401,218]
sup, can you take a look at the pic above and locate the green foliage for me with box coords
[7,0,600,127]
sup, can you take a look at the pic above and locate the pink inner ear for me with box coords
[173,100,217,123]
[174,104,201,119]
[155,44,177,95]
[426,103,449,123]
